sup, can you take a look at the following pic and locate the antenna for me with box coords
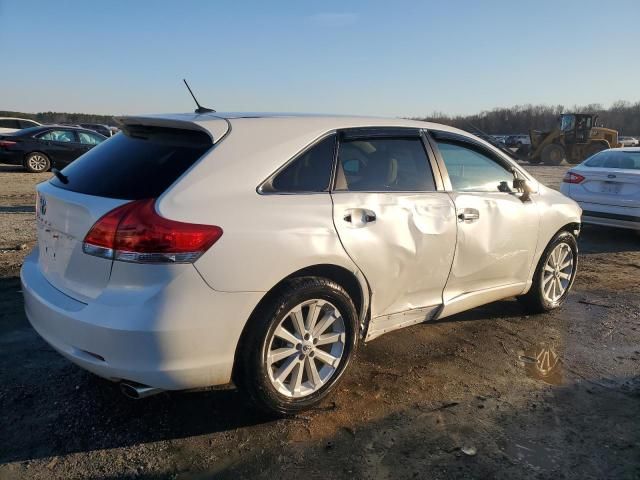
[183,79,215,114]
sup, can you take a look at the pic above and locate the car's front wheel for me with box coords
[24,152,51,173]
[236,277,358,415]
[518,231,578,313]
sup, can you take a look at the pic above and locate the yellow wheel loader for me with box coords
[524,113,620,165]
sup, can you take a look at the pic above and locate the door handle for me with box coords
[457,208,480,222]
[344,208,376,228]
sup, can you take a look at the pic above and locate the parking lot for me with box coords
[0,163,638,479]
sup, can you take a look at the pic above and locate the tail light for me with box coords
[82,199,222,263]
[562,171,585,184]
[0,140,17,148]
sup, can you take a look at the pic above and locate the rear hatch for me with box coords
[570,167,640,208]
[35,116,224,302]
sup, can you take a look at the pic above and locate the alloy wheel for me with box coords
[28,154,48,172]
[542,243,574,303]
[266,299,346,398]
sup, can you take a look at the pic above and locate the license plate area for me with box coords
[600,181,621,194]
[37,220,76,275]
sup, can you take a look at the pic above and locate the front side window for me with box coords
[38,130,76,143]
[337,137,435,191]
[78,131,104,145]
[20,120,39,129]
[267,134,336,192]
[436,140,514,192]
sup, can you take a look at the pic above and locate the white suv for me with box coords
[21,113,581,414]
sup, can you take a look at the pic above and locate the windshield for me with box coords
[584,150,640,170]
[560,115,575,131]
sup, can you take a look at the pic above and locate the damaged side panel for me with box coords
[330,191,457,340]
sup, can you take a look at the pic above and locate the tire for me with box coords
[24,152,51,173]
[540,143,566,166]
[236,276,358,416]
[518,231,578,314]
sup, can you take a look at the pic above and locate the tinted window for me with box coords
[19,120,39,129]
[585,150,640,170]
[39,130,76,142]
[50,126,212,200]
[0,119,20,129]
[269,134,336,192]
[78,131,105,145]
[436,141,514,191]
[337,137,435,191]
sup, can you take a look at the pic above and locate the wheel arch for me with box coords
[522,221,580,295]
[231,263,371,383]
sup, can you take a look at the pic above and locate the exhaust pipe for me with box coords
[120,382,163,399]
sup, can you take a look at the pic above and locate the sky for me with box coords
[0,0,639,117]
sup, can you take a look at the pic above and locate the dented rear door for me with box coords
[330,129,457,327]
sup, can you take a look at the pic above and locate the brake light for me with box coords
[562,172,585,184]
[0,140,17,148]
[82,199,222,263]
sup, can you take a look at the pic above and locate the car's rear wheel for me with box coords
[518,231,578,313]
[24,152,51,173]
[541,144,565,165]
[236,277,358,415]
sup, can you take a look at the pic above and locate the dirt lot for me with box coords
[0,163,638,480]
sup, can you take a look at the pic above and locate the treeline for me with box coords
[0,110,116,126]
[416,100,640,136]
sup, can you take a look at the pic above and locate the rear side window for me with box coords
[0,119,20,129]
[39,130,77,142]
[263,134,336,193]
[336,137,435,192]
[50,126,212,200]
[585,151,640,170]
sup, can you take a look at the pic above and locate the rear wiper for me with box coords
[52,168,69,184]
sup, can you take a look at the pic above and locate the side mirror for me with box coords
[513,178,532,202]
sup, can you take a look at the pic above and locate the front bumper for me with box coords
[21,251,263,390]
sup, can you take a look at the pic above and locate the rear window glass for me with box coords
[50,126,212,199]
[585,151,640,170]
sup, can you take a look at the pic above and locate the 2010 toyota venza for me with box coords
[21,113,581,414]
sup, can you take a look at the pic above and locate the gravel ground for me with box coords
[0,162,638,480]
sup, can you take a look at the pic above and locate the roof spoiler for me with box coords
[114,115,229,143]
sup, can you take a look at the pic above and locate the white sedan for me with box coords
[561,148,640,231]
[619,136,639,147]
[21,112,581,414]
[0,116,41,134]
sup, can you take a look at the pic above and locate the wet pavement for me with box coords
[0,164,639,479]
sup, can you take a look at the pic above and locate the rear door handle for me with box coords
[344,208,376,228]
[457,208,480,222]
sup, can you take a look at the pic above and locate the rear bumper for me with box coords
[21,250,263,390]
[0,150,23,165]
[576,201,640,231]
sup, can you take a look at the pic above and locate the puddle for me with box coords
[520,345,562,385]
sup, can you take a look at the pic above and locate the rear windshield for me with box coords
[50,126,213,199]
[585,150,640,170]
